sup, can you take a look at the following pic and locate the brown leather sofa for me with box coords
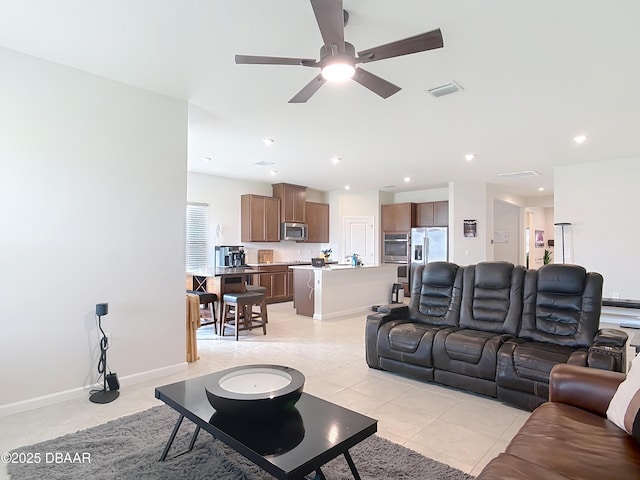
[477,364,640,479]
[365,261,628,410]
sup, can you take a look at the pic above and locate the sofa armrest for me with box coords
[549,364,626,417]
[588,328,628,372]
[375,304,409,315]
[593,328,628,347]
[365,306,409,369]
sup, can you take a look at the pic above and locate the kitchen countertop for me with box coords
[289,264,392,270]
[247,261,312,267]
[187,267,257,277]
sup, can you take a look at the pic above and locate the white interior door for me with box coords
[343,216,375,265]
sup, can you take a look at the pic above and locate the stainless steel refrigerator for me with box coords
[410,227,449,282]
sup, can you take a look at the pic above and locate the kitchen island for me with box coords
[290,264,397,320]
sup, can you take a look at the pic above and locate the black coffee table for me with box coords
[154,372,377,479]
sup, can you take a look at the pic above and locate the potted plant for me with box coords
[543,249,552,265]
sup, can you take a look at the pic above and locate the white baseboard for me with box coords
[313,305,370,320]
[0,362,187,418]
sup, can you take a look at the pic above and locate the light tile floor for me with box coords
[0,303,532,478]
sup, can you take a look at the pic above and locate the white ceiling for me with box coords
[2,0,640,197]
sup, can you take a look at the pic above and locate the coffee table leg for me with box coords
[160,414,201,462]
[160,414,185,461]
[344,450,361,480]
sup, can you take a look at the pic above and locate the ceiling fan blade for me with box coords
[357,28,443,64]
[289,73,327,103]
[235,55,318,66]
[310,0,345,52]
[352,68,401,99]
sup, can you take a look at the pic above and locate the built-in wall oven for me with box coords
[383,232,410,283]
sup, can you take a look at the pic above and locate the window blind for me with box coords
[185,203,208,271]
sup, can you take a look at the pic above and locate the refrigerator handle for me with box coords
[424,237,429,264]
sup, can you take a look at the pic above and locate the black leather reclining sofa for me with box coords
[365,261,628,411]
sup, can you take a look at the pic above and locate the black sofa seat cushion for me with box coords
[496,339,589,408]
[433,328,513,380]
[377,320,443,368]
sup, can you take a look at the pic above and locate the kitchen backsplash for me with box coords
[243,241,333,264]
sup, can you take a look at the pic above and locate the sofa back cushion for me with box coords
[519,264,602,347]
[459,262,525,335]
[408,261,463,327]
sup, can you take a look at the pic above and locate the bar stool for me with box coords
[221,292,268,340]
[187,276,218,334]
[245,284,268,324]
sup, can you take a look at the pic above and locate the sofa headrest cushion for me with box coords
[537,264,586,295]
[474,262,514,289]
[422,261,459,287]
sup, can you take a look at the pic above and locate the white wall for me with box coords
[525,206,550,268]
[555,157,640,299]
[0,48,187,413]
[393,187,448,203]
[449,181,489,265]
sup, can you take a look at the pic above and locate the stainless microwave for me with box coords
[281,222,308,241]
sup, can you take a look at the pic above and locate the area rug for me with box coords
[8,405,475,480]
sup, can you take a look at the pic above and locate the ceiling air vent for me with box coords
[497,170,540,178]
[253,160,275,167]
[427,81,463,98]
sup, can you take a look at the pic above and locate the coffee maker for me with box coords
[215,246,246,268]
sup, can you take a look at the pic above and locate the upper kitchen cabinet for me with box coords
[381,203,416,232]
[434,201,449,226]
[241,194,280,242]
[305,201,329,243]
[416,201,449,227]
[272,183,306,223]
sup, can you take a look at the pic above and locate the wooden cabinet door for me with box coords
[416,203,434,227]
[273,183,307,223]
[287,269,294,301]
[264,196,280,241]
[241,194,280,242]
[381,203,415,232]
[434,201,449,226]
[305,201,329,243]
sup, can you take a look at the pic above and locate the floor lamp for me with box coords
[554,222,572,264]
[89,303,120,404]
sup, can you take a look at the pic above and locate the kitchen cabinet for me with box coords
[381,203,415,232]
[415,201,449,227]
[252,264,291,304]
[241,194,280,242]
[273,183,306,223]
[305,201,329,243]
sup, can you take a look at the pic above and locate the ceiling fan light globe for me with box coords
[321,63,355,82]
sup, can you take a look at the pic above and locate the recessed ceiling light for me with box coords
[573,135,587,144]
[404,177,411,183]
[269,170,277,176]
[345,185,350,190]
[538,187,545,191]
[262,138,274,146]
[465,154,475,161]
[331,156,342,164]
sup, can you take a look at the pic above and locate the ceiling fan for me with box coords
[235,0,444,103]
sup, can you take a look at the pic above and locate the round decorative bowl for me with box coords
[205,365,305,417]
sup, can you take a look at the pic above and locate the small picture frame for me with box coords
[464,220,477,238]
[535,230,544,248]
